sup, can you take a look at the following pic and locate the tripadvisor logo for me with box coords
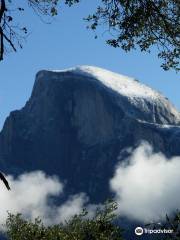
[135,227,143,236]
[135,226,174,235]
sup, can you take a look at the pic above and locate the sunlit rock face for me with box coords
[0,66,180,202]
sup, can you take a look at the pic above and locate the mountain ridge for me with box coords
[0,65,180,203]
[33,66,180,126]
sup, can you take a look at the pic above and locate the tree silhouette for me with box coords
[0,0,179,71]
[0,171,10,190]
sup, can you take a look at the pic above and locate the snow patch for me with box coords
[52,66,158,100]
[36,66,180,124]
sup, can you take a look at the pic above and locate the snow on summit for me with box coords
[52,65,158,100]
[36,65,180,125]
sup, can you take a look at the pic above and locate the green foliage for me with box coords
[5,200,124,240]
[1,0,179,71]
[84,0,180,71]
[64,0,80,7]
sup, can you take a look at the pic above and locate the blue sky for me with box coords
[0,1,179,130]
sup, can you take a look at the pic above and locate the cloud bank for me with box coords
[110,142,180,222]
[0,171,89,228]
[1,142,180,228]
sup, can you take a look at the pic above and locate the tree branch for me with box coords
[0,0,5,23]
[0,0,5,60]
[3,32,16,52]
[0,27,3,60]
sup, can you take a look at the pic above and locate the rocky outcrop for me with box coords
[0,66,180,202]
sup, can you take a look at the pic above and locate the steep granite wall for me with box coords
[0,66,180,202]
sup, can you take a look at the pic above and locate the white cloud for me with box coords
[0,171,92,228]
[56,193,89,223]
[2,142,178,229]
[110,142,180,222]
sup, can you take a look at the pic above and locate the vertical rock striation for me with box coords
[0,66,180,202]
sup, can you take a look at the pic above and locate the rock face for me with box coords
[0,66,180,202]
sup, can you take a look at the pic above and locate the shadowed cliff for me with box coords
[0,66,180,203]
